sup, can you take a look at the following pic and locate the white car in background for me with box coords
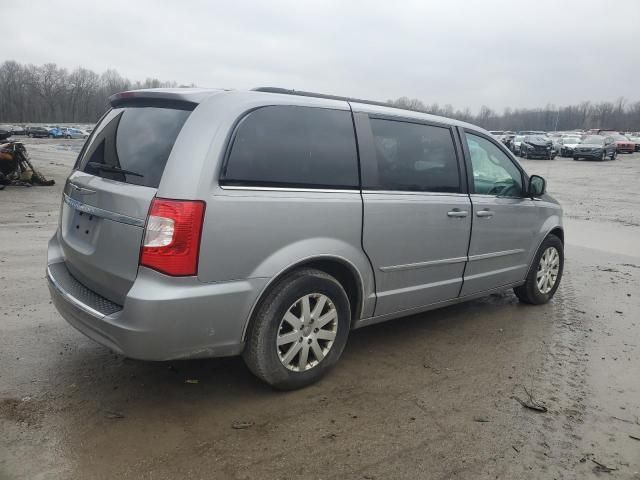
[63,127,89,139]
[512,135,525,155]
[557,136,582,157]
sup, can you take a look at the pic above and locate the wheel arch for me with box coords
[548,226,564,244]
[523,224,564,280]
[241,255,365,342]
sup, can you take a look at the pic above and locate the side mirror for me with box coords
[528,175,546,197]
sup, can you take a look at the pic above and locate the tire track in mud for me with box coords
[516,265,592,479]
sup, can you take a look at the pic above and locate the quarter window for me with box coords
[366,118,460,193]
[465,133,523,196]
[222,106,359,189]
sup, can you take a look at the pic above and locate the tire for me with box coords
[611,150,617,160]
[573,156,580,161]
[514,234,564,305]
[600,151,606,161]
[243,268,351,390]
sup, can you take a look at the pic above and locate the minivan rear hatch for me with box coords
[58,99,194,305]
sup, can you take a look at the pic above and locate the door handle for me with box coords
[447,209,469,218]
[476,209,494,218]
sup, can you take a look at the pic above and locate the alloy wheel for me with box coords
[276,293,338,372]
[536,247,560,294]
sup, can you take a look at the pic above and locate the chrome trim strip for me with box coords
[63,194,145,227]
[469,194,527,200]
[46,265,105,319]
[380,256,468,272]
[468,249,525,262]
[363,190,468,197]
[219,185,360,194]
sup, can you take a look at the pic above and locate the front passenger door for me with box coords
[460,130,542,296]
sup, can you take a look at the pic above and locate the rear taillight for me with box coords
[140,198,206,276]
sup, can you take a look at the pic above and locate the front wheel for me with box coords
[611,150,617,160]
[600,151,606,161]
[514,234,564,305]
[243,269,351,390]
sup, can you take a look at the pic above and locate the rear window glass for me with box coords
[77,104,192,188]
[222,106,359,189]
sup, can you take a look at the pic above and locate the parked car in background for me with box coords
[26,126,50,138]
[63,128,89,139]
[573,136,617,161]
[518,130,546,136]
[511,135,525,155]
[0,126,12,139]
[11,126,25,135]
[556,137,582,157]
[520,135,556,159]
[47,127,65,138]
[46,87,564,390]
[587,128,613,135]
[608,134,635,153]
[627,134,640,151]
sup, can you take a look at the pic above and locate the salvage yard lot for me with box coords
[1,138,639,479]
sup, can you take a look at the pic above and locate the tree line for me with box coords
[1,60,639,131]
[388,97,640,132]
[0,60,185,124]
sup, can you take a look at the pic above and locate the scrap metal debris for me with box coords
[0,133,55,188]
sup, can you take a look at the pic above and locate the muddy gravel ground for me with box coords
[1,138,639,480]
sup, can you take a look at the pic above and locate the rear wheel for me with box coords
[243,269,351,390]
[514,235,564,305]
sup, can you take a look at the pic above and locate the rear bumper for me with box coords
[47,235,266,360]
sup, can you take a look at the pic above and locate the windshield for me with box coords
[76,103,193,188]
[563,137,581,144]
[611,135,627,141]
[583,136,604,145]
[527,136,547,142]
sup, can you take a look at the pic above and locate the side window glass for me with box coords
[367,118,460,193]
[465,133,523,197]
[223,106,359,189]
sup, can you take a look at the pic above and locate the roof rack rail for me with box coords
[252,86,402,111]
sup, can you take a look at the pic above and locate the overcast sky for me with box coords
[4,0,640,112]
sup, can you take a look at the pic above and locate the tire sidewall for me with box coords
[529,236,564,303]
[246,271,351,389]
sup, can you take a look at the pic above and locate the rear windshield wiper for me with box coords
[87,162,144,178]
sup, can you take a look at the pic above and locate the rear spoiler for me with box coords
[109,88,226,108]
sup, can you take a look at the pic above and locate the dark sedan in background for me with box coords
[26,126,50,138]
[573,136,617,161]
[520,135,556,159]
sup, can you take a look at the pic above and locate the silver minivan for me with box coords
[47,87,564,389]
